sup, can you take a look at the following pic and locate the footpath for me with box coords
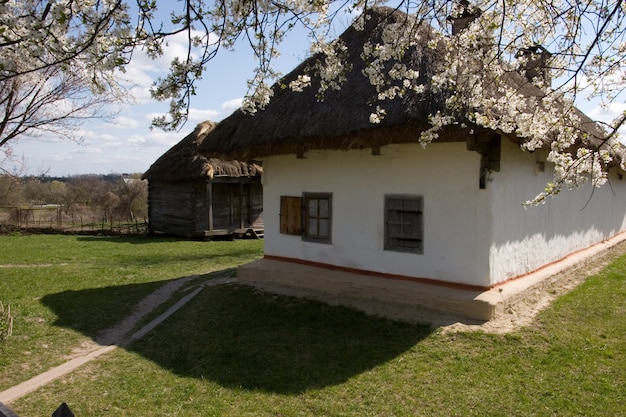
[0,272,235,406]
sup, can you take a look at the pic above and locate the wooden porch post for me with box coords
[207,180,214,231]
[239,182,244,229]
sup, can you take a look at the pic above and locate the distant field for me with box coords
[1,234,625,416]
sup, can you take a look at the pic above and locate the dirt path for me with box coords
[0,272,235,405]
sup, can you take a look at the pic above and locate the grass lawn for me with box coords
[1,234,625,416]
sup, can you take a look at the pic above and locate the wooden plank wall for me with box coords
[147,181,197,237]
[250,181,264,229]
[148,178,264,237]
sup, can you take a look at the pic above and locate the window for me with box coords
[279,193,332,243]
[304,193,332,243]
[385,195,423,253]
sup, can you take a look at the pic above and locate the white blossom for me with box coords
[289,74,311,92]
[369,106,386,124]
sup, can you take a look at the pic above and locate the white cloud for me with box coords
[114,30,221,105]
[144,111,168,123]
[589,101,626,123]
[128,86,153,104]
[583,101,626,143]
[117,64,156,89]
[75,127,119,143]
[145,129,181,147]
[77,146,103,154]
[188,108,220,122]
[112,116,140,129]
[127,134,147,145]
[221,98,243,112]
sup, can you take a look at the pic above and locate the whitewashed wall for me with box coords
[260,139,626,288]
[488,139,626,285]
[261,142,497,287]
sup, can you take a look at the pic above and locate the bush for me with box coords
[0,301,13,343]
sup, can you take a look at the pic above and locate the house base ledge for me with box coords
[237,232,626,323]
[238,258,496,322]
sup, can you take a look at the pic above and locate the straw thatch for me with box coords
[198,7,615,162]
[142,120,262,183]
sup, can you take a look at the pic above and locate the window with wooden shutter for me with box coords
[280,196,302,235]
[384,195,423,254]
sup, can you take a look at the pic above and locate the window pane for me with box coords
[308,218,318,235]
[389,222,402,236]
[388,210,401,222]
[402,199,420,211]
[387,198,402,210]
[319,199,329,217]
[308,199,318,217]
[403,223,419,238]
[318,219,329,237]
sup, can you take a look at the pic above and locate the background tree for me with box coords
[100,191,121,225]
[70,175,111,207]
[116,176,148,221]
[21,177,47,206]
[0,174,21,206]
[2,0,625,202]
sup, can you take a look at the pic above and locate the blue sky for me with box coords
[6,10,625,177]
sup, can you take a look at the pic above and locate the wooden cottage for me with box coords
[143,121,263,239]
[197,8,626,320]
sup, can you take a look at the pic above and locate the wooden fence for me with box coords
[0,206,147,235]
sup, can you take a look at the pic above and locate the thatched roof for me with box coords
[198,7,615,162]
[142,120,262,182]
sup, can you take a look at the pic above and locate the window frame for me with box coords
[303,192,332,244]
[384,194,424,254]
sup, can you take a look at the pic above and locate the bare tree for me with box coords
[0,64,121,148]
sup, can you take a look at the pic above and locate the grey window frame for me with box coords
[303,192,332,244]
[384,194,424,254]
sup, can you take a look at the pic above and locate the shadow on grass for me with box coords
[74,236,263,268]
[43,278,432,394]
[42,280,168,337]
[76,235,198,244]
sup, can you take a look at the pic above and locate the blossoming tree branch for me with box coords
[1,0,625,203]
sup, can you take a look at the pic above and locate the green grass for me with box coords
[1,234,626,416]
[0,234,263,391]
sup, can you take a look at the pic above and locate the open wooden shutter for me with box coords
[280,196,302,235]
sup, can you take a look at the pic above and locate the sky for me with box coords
[5,8,626,178]
[7,28,312,177]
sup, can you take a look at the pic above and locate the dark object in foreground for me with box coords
[0,402,76,417]
[0,402,19,417]
[51,403,74,417]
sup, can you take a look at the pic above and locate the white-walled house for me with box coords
[199,7,626,320]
